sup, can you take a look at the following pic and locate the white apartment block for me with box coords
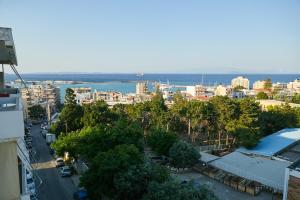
[287,79,300,92]
[0,89,32,200]
[231,76,250,90]
[136,82,148,95]
[186,85,206,97]
[1,27,32,200]
[215,85,231,96]
[253,80,266,90]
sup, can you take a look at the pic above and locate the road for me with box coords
[31,124,77,200]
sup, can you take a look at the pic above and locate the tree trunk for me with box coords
[218,131,221,147]
[188,119,191,136]
[226,134,229,146]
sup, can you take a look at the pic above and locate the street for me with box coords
[31,125,77,200]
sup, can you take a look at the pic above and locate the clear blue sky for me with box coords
[1,0,299,73]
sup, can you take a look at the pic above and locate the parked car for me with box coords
[30,193,38,200]
[25,137,33,142]
[49,147,55,155]
[73,190,88,200]
[26,177,36,194]
[60,166,72,177]
[26,170,33,179]
[55,158,65,167]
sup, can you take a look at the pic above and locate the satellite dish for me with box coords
[0,27,18,65]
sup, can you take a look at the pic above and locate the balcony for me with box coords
[0,88,25,141]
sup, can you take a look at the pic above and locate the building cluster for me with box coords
[182,76,300,103]
[197,128,300,200]
[71,87,146,106]
[20,83,60,119]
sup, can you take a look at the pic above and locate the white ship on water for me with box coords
[136,72,144,77]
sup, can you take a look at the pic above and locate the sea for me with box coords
[5,73,300,100]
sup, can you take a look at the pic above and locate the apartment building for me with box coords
[186,85,206,97]
[0,88,32,200]
[21,83,60,117]
[0,27,31,200]
[215,85,231,96]
[253,80,266,90]
[231,76,250,90]
[287,79,300,92]
[136,82,148,95]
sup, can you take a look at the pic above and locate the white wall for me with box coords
[0,110,24,141]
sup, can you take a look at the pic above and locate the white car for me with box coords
[26,177,36,194]
[60,166,72,177]
[26,170,33,179]
[55,158,65,167]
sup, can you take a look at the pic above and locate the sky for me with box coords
[0,0,300,74]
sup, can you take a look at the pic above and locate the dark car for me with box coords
[73,190,88,200]
[49,147,55,155]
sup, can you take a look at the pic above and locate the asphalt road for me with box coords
[31,124,77,200]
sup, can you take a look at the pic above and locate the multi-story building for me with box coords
[287,79,300,92]
[273,82,287,90]
[71,87,92,104]
[0,27,32,200]
[0,88,32,200]
[253,80,266,90]
[231,76,250,90]
[215,85,231,96]
[186,85,206,97]
[136,82,148,96]
[21,83,60,117]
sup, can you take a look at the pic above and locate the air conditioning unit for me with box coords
[0,27,18,65]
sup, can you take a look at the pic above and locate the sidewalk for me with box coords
[71,175,81,188]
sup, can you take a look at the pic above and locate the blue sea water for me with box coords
[6,73,300,100]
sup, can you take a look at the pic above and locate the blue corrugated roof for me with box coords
[237,128,300,157]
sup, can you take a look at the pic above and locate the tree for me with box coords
[169,141,200,169]
[114,164,170,200]
[210,96,240,146]
[233,85,245,92]
[233,98,261,148]
[234,126,260,148]
[259,103,298,135]
[80,144,144,200]
[49,120,65,136]
[143,180,218,200]
[64,88,76,105]
[256,92,268,100]
[28,105,46,119]
[82,100,116,127]
[59,104,83,133]
[264,79,272,90]
[147,128,178,155]
[292,93,300,104]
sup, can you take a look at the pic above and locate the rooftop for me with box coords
[237,128,300,157]
[210,151,290,191]
[288,158,300,171]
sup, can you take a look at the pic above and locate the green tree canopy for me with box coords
[82,100,117,127]
[169,141,200,169]
[143,180,218,200]
[80,144,144,199]
[256,92,268,100]
[28,105,46,119]
[264,79,272,90]
[59,104,84,133]
[64,88,76,105]
[147,128,178,155]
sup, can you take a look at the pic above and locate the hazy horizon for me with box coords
[1,0,300,74]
